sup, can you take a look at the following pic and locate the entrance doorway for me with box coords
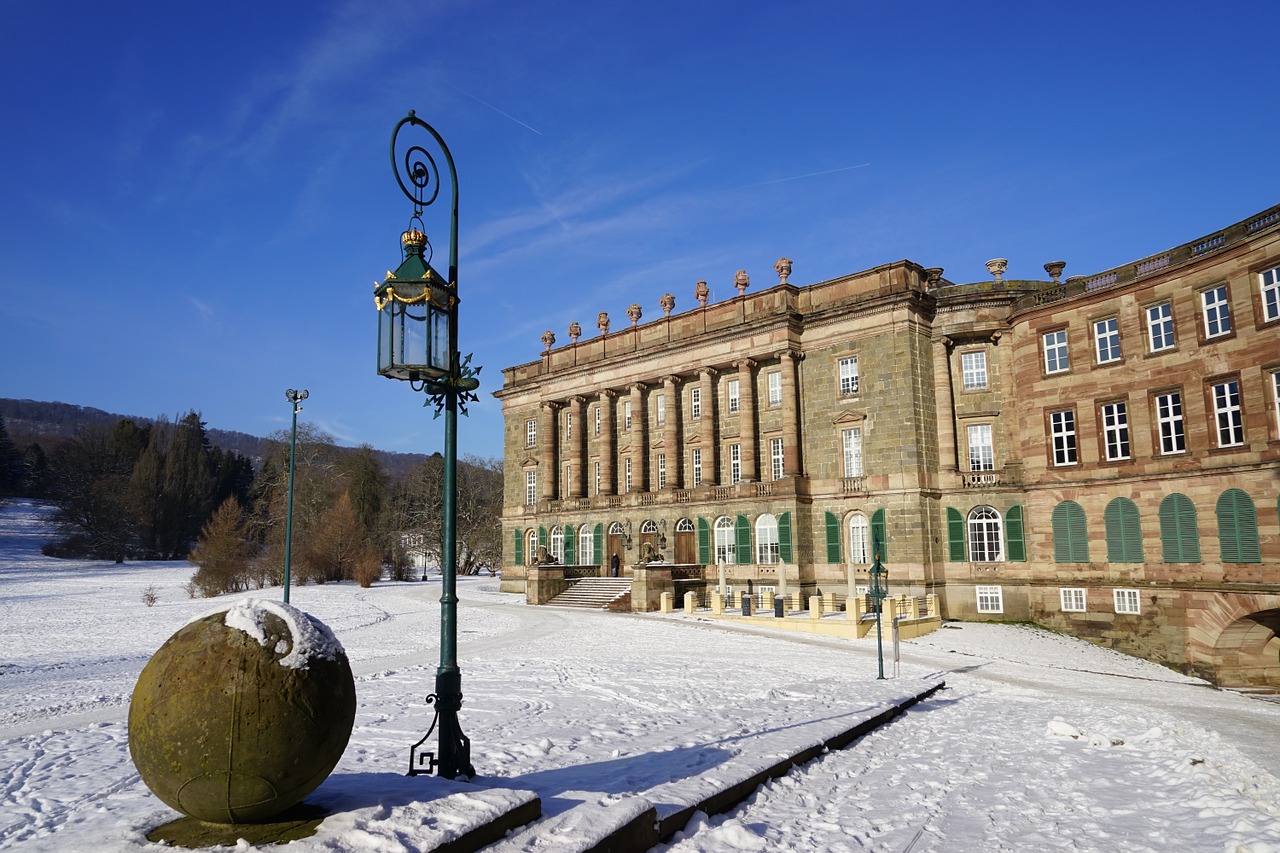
[674,517,696,564]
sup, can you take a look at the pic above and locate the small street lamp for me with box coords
[375,110,479,780]
[283,388,308,604]
[869,550,888,680]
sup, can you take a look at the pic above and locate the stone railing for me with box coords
[755,482,773,497]
[841,476,867,494]
[961,471,1002,488]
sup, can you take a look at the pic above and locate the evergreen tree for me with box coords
[341,444,387,533]
[157,412,216,558]
[189,495,253,596]
[21,443,50,498]
[47,421,148,562]
[0,416,21,497]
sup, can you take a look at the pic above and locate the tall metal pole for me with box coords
[283,389,307,604]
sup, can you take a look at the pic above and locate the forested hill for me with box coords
[0,398,428,479]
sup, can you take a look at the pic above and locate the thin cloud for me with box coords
[737,163,871,189]
[456,87,544,136]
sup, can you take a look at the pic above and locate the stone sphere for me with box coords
[129,599,356,824]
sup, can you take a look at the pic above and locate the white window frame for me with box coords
[526,418,537,447]
[768,371,782,407]
[1155,391,1185,455]
[1147,302,1175,352]
[1093,317,1121,364]
[1050,409,1078,466]
[525,470,537,506]
[691,387,701,420]
[656,393,665,426]
[1060,588,1087,612]
[967,423,995,472]
[848,514,870,565]
[1101,401,1131,461]
[624,400,632,431]
[961,351,988,390]
[1114,588,1141,615]
[755,513,779,565]
[593,461,600,496]
[729,443,741,485]
[624,457,632,493]
[1272,370,1280,438]
[578,526,594,566]
[976,585,1004,614]
[1262,265,1280,323]
[967,506,1004,563]
[714,515,735,564]
[727,378,740,414]
[594,405,600,436]
[550,525,564,563]
[770,437,784,481]
[838,356,860,396]
[657,453,667,490]
[691,448,703,487]
[565,411,572,441]
[1212,380,1244,447]
[1201,284,1232,338]
[842,427,864,478]
[527,529,537,565]
[1043,329,1070,374]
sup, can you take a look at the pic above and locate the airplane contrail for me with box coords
[739,162,871,188]
[457,87,544,136]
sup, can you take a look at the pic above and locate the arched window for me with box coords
[1104,498,1143,562]
[675,517,695,533]
[714,516,735,564]
[640,520,658,534]
[967,506,1003,563]
[526,529,537,565]
[1217,489,1261,563]
[848,513,870,564]
[578,525,594,566]
[1052,501,1089,563]
[608,521,625,536]
[1159,493,1200,563]
[756,513,779,564]
[550,525,564,563]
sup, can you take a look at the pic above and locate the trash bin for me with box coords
[741,593,752,616]
[773,595,784,618]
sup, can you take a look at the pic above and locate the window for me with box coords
[1113,589,1141,615]
[1043,329,1069,374]
[714,516,735,564]
[525,470,537,506]
[1093,317,1121,364]
[770,438,784,481]
[593,461,600,496]
[624,400,632,431]
[691,387,701,420]
[656,394,665,426]
[967,506,1003,563]
[657,453,667,490]
[1155,392,1185,454]
[756,513,780,564]
[961,351,988,390]
[1159,493,1200,563]
[1211,380,1244,447]
[578,526,594,566]
[729,444,741,485]
[1217,488,1261,563]
[1050,410,1078,465]
[563,464,570,497]
[527,529,537,565]
[1101,401,1130,461]
[594,405,600,436]
[727,379,740,414]
[967,424,995,471]
[1273,370,1280,437]
[768,371,782,407]
[1052,500,1089,563]
[550,525,564,563]
[1201,284,1232,338]
[839,356,860,396]
[624,458,632,493]
[526,418,537,447]
[1262,265,1280,323]
[1147,302,1175,352]
[1060,588,1087,613]
[691,448,703,486]
[848,514,869,564]
[976,585,1003,614]
[842,427,863,477]
[1104,497,1143,562]
[565,411,572,441]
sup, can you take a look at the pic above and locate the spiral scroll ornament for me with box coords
[391,111,446,217]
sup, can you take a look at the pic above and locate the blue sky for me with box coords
[2,1,1278,461]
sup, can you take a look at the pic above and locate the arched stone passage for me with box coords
[1187,593,1280,688]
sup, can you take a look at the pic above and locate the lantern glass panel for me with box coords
[430,307,449,372]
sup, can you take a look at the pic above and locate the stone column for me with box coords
[736,359,757,482]
[934,337,957,473]
[777,351,802,476]
[539,401,559,501]
[567,396,586,498]
[598,390,616,496]
[629,383,647,492]
[662,375,681,488]
[698,367,717,485]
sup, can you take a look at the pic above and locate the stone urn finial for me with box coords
[540,330,556,352]
[774,257,792,285]
[597,311,610,335]
[1044,261,1066,283]
[627,303,642,326]
[695,280,709,307]
[568,321,581,344]
[985,258,1008,281]
[923,267,944,289]
[734,269,750,295]
[659,293,675,317]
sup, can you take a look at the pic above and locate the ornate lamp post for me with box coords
[374,110,479,780]
[868,549,888,680]
[283,388,309,604]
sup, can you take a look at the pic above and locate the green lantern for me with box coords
[375,228,455,382]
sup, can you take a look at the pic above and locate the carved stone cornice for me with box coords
[697,367,718,379]
[735,358,757,371]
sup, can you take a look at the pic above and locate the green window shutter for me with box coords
[870,508,887,562]
[697,517,711,564]
[594,523,604,566]
[1052,501,1088,563]
[824,511,841,563]
[1159,494,1200,563]
[538,526,547,549]
[514,529,523,566]
[778,512,792,563]
[1104,498,1142,562]
[735,514,752,564]
[946,507,965,561]
[1217,489,1261,563]
[1005,505,1026,562]
[563,524,575,565]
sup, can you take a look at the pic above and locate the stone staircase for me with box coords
[549,577,633,610]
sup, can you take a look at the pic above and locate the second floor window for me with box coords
[1262,265,1280,323]
[691,448,703,486]
[564,412,572,441]
[838,356,859,396]
[770,438,784,481]
[1094,317,1121,364]
[768,371,782,407]
[525,470,537,505]
[967,424,995,471]
[727,379,740,414]
[1201,285,1232,338]
[1101,401,1131,461]
[624,458,632,493]
[1213,380,1244,447]
[691,387,701,420]
[961,351,988,390]
[657,453,667,489]
[656,394,666,426]
[1147,302,1175,352]
[842,427,863,478]
[594,405,600,436]
[624,400,632,431]
[1155,392,1185,454]
[526,419,537,447]
[1050,410,1077,465]
[1043,330,1070,374]
[729,444,741,484]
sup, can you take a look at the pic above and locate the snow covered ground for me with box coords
[2,498,1279,852]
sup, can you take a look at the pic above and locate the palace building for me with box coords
[494,204,1280,688]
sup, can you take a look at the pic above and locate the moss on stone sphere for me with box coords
[129,600,356,824]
